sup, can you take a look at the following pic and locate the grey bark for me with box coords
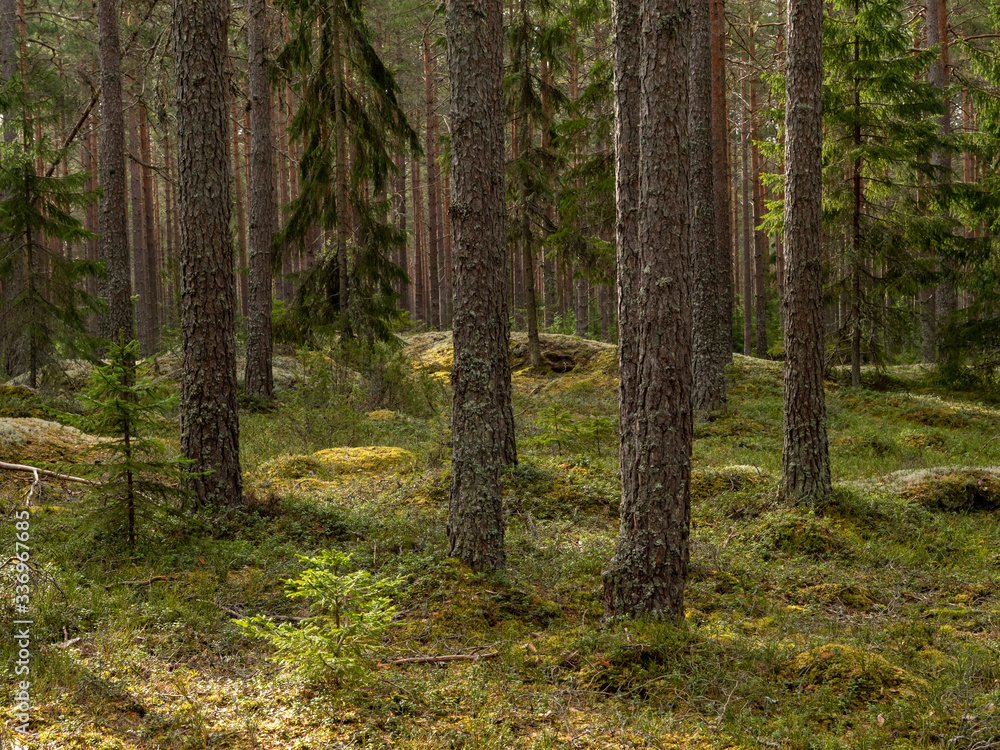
[710,0,733,373]
[604,0,692,619]
[781,0,832,503]
[174,0,243,507]
[446,0,514,570]
[245,0,276,398]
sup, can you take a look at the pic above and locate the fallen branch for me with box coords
[105,575,180,589]
[390,652,499,666]
[0,461,97,486]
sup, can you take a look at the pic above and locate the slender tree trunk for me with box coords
[245,0,276,398]
[332,18,349,336]
[442,168,453,326]
[851,25,863,388]
[782,0,832,504]
[540,57,557,329]
[410,153,425,324]
[423,33,441,329]
[174,0,243,508]
[139,102,160,354]
[741,96,753,355]
[931,0,955,352]
[691,0,724,412]
[128,96,149,350]
[710,0,733,370]
[97,0,134,344]
[749,35,767,358]
[515,7,542,366]
[232,109,249,320]
[604,0,692,619]
[446,0,515,570]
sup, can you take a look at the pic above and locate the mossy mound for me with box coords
[897,430,947,451]
[0,417,102,465]
[402,332,455,373]
[784,644,924,704]
[799,583,875,610]
[510,333,615,373]
[261,446,416,482]
[832,434,898,456]
[896,468,1000,511]
[760,513,854,558]
[691,465,772,501]
[313,446,415,474]
[366,409,399,421]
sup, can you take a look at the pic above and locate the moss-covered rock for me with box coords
[759,513,855,558]
[0,417,102,465]
[784,644,924,704]
[897,469,1000,511]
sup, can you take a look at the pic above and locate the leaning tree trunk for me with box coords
[245,0,276,398]
[446,0,513,571]
[97,0,134,345]
[691,0,723,414]
[604,0,693,620]
[174,0,243,508]
[782,0,832,504]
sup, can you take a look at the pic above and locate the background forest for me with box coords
[1,0,1000,748]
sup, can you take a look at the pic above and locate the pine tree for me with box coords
[73,336,189,548]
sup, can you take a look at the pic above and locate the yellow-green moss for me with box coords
[898,469,1000,511]
[799,583,875,610]
[0,417,102,465]
[784,644,924,703]
[366,409,398,421]
[260,454,325,481]
[312,446,415,474]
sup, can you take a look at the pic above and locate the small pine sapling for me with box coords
[72,336,189,548]
[237,550,402,685]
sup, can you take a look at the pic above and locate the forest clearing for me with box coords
[0,336,998,749]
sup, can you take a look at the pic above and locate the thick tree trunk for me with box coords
[782,0,832,503]
[245,0,276,398]
[97,0,134,344]
[446,0,514,570]
[691,0,724,412]
[174,0,243,507]
[604,0,692,620]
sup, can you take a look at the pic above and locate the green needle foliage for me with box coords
[71,336,190,550]
[236,550,403,685]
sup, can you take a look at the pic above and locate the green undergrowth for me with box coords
[2,342,1000,748]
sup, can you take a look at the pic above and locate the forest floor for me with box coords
[1,334,999,749]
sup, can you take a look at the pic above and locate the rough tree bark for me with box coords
[691,0,723,413]
[604,0,692,619]
[446,0,514,570]
[97,0,134,344]
[782,0,832,503]
[245,0,276,398]
[174,0,243,507]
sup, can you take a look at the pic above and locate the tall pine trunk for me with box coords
[245,0,276,398]
[446,0,514,570]
[604,0,693,619]
[691,0,724,413]
[423,34,441,329]
[174,0,243,508]
[782,0,832,504]
[97,0,134,344]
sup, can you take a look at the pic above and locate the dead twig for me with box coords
[0,461,96,486]
[105,575,180,589]
[389,651,499,666]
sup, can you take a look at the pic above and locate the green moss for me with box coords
[898,470,1000,511]
[760,513,854,558]
[691,465,772,501]
[784,644,924,705]
[799,583,876,610]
